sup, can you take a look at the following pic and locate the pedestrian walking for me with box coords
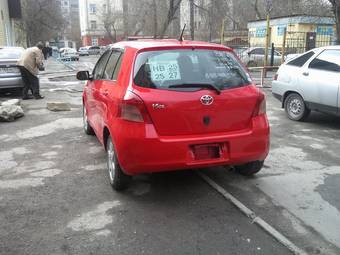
[17,42,45,100]
[42,46,49,60]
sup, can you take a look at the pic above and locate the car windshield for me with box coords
[133,49,251,91]
[0,48,24,59]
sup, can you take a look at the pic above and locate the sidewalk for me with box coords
[39,57,75,77]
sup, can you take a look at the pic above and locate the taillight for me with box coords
[253,92,266,117]
[273,73,278,81]
[119,91,152,123]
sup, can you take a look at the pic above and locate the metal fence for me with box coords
[222,30,335,68]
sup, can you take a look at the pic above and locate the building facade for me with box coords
[79,0,124,46]
[52,0,81,49]
[248,15,336,52]
[0,0,23,47]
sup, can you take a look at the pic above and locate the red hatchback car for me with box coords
[77,40,270,190]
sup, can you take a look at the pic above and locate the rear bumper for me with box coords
[112,115,270,175]
[0,76,23,89]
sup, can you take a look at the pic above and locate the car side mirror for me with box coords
[77,71,92,81]
[247,52,251,56]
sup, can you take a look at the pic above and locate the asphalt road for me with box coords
[0,56,339,254]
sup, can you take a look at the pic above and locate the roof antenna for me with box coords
[178,24,186,42]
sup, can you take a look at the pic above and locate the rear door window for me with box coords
[133,49,251,91]
[308,50,340,72]
[103,50,122,80]
[287,51,315,67]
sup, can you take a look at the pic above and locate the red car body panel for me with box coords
[83,40,270,175]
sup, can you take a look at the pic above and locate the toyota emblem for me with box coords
[200,95,214,105]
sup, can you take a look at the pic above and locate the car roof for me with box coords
[0,46,24,51]
[317,45,340,50]
[110,39,232,51]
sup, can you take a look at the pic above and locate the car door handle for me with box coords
[302,72,309,76]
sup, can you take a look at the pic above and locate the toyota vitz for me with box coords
[77,40,270,190]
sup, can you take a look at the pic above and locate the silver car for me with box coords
[240,47,282,67]
[272,46,340,121]
[0,47,24,90]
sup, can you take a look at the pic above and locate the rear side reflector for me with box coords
[119,90,152,123]
[121,104,144,122]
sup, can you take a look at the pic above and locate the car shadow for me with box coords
[305,111,340,129]
[0,88,22,99]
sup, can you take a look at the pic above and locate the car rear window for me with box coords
[287,51,315,67]
[133,49,251,91]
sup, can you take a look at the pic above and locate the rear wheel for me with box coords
[83,104,94,135]
[284,93,310,121]
[235,161,264,176]
[106,136,131,191]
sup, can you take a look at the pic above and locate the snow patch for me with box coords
[67,201,120,232]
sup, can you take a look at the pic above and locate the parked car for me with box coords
[78,46,90,56]
[60,48,79,61]
[88,46,101,55]
[77,40,270,190]
[0,46,25,90]
[272,46,340,121]
[240,47,283,67]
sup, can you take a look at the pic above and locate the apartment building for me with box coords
[79,0,124,46]
[54,0,81,48]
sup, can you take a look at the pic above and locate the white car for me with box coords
[240,47,283,67]
[78,46,90,56]
[60,48,79,61]
[272,46,340,121]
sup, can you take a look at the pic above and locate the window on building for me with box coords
[91,37,98,46]
[89,3,96,14]
[90,20,97,30]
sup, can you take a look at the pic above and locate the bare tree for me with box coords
[159,0,183,38]
[17,0,65,46]
[100,0,123,43]
[328,0,340,44]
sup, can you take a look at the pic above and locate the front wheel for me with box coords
[284,93,310,121]
[234,161,264,176]
[106,136,131,191]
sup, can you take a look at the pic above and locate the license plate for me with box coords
[191,144,221,160]
[0,67,19,74]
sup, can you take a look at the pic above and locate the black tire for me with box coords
[235,161,264,176]
[83,104,95,135]
[106,136,131,190]
[284,93,310,121]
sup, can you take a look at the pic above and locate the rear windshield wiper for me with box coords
[169,83,221,95]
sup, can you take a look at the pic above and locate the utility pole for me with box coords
[264,0,272,75]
